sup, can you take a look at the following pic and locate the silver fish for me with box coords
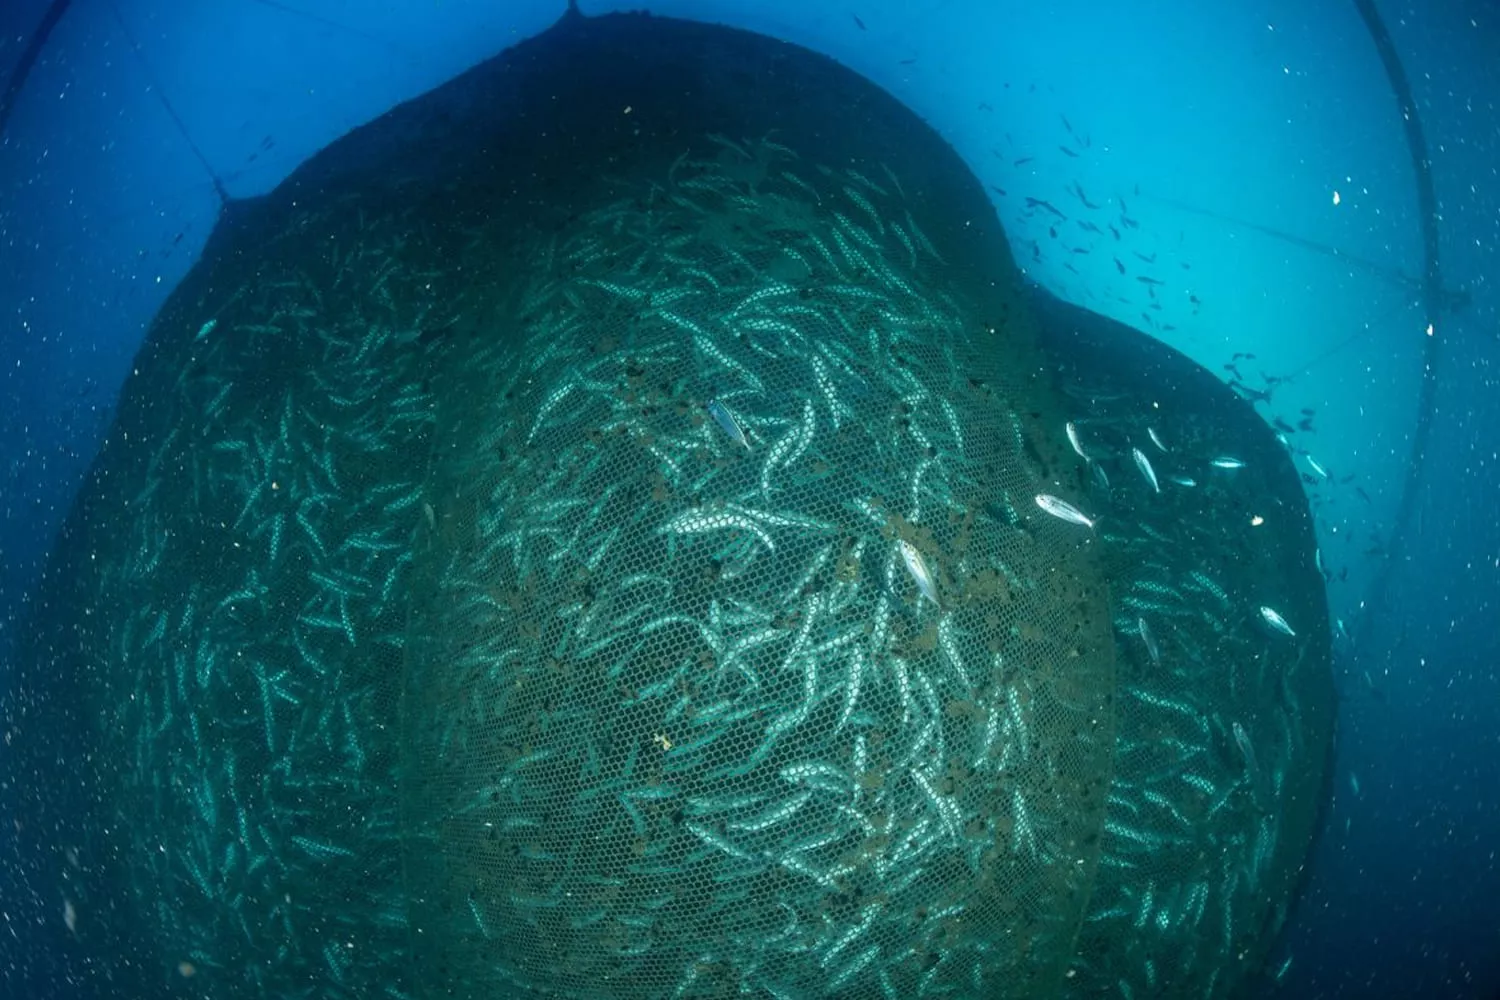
[897,539,939,606]
[1232,721,1258,775]
[1147,426,1168,452]
[1092,462,1110,490]
[1137,617,1160,666]
[1131,447,1160,493]
[1065,421,1088,461]
[1034,494,1094,530]
[1258,605,1296,637]
[706,399,751,450]
[1168,475,1197,487]
[1305,454,1329,479]
[1211,456,1245,469]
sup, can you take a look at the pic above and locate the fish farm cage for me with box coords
[2,8,1333,1000]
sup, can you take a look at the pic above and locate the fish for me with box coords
[1091,463,1110,490]
[706,399,751,450]
[1068,182,1101,209]
[1065,421,1088,460]
[1035,494,1095,530]
[1305,454,1329,479]
[1168,475,1196,487]
[1350,772,1361,796]
[1232,721,1258,775]
[1024,197,1066,219]
[1210,456,1245,469]
[1013,156,1034,166]
[897,539,939,606]
[1058,145,1079,158]
[1138,617,1160,666]
[1258,605,1296,637]
[1113,257,1126,274]
[852,13,867,29]
[195,319,217,341]
[1131,447,1160,493]
[1147,427,1168,452]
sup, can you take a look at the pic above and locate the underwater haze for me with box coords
[0,1,1497,998]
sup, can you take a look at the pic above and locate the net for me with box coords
[1035,311,1334,999]
[0,10,1331,1000]
[399,137,1115,999]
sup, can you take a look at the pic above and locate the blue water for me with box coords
[0,1,1496,996]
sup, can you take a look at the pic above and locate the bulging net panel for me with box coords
[2,199,449,997]
[0,13,1336,1000]
[1051,364,1334,999]
[400,137,1116,999]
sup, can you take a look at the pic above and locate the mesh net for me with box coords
[0,11,1332,1000]
[11,195,442,996]
[400,138,1115,998]
[1043,347,1334,999]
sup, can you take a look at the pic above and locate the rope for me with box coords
[0,1,73,137]
[1348,0,1445,654]
[101,0,230,207]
